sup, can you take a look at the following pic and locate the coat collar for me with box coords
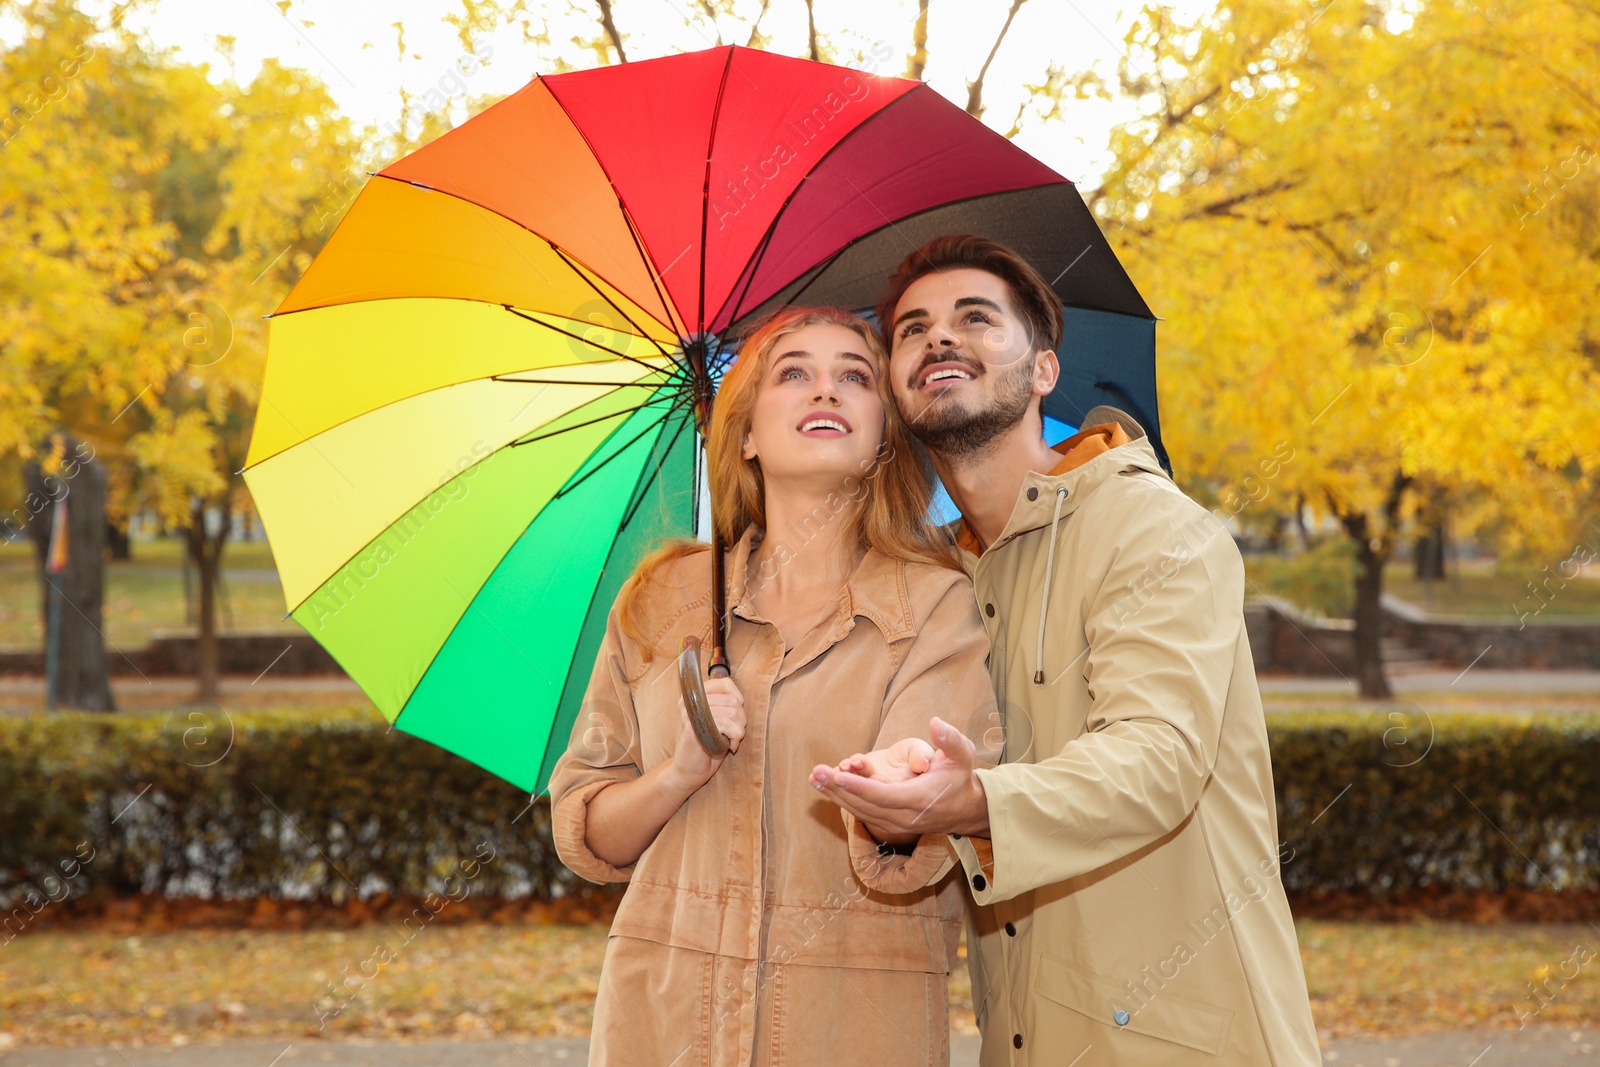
[958,436,1170,561]
[725,524,916,643]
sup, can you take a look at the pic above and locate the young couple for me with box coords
[549,235,1319,1066]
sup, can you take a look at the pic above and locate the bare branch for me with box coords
[966,0,1028,118]
[805,0,819,61]
[698,0,724,45]
[906,0,929,79]
[596,0,627,63]
[744,0,771,48]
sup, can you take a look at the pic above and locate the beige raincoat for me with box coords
[935,426,1320,1066]
[548,527,999,1066]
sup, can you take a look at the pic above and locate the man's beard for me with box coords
[906,354,1036,459]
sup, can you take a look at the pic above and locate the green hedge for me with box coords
[2,709,1598,906]
[1270,712,1600,893]
[0,709,571,907]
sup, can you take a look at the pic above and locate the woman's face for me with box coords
[741,323,887,490]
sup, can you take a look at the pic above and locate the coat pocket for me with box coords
[1033,951,1233,1056]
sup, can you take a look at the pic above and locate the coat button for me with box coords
[985,603,995,617]
[1026,486,1038,501]
[1013,1034,1023,1049]
[1114,1009,1130,1026]
[972,873,987,891]
[1005,921,1016,936]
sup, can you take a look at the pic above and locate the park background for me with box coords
[2,0,1599,1064]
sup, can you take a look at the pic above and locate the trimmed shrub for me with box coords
[2,708,1597,908]
[1270,711,1600,893]
[0,709,569,908]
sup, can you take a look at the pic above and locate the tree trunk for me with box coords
[183,494,229,705]
[1333,473,1409,700]
[1351,532,1391,699]
[1413,523,1445,580]
[23,432,116,712]
[106,518,132,560]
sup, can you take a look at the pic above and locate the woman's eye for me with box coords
[843,370,870,384]
[778,366,804,380]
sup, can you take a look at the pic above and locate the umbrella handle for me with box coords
[678,636,732,757]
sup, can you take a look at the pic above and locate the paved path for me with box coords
[4,669,1598,717]
[3,1028,1596,1066]
[1258,668,1600,696]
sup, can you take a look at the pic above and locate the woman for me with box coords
[548,306,997,1066]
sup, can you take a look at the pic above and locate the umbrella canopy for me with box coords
[243,45,1158,794]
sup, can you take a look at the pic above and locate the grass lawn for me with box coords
[1384,562,1600,619]
[0,538,298,649]
[1243,553,1600,620]
[1,918,1594,1048]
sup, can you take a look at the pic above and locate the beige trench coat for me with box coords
[940,434,1320,1066]
[548,526,999,1066]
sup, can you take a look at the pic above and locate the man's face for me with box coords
[886,267,1057,458]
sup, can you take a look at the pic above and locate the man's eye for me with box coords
[964,311,992,325]
[898,323,925,339]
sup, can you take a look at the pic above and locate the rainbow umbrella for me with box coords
[243,45,1156,794]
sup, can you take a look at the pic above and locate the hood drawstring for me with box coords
[1034,486,1069,685]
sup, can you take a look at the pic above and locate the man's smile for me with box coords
[913,359,981,391]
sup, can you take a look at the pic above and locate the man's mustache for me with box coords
[907,351,984,391]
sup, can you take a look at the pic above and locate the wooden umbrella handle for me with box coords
[678,636,731,757]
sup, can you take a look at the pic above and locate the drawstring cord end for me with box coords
[1033,486,1070,691]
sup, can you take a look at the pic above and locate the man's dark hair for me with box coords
[875,234,1064,355]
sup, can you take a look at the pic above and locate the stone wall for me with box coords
[1246,594,1600,674]
[1245,598,1356,675]
[1379,595,1600,669]
[0,630,341,677]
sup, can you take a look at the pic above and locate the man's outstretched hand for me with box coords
[810,717,990,839]
[835,735,937,784]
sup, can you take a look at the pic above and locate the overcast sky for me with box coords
[55,0,1197,190]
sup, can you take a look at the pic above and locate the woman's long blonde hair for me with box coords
[618,306,958,655]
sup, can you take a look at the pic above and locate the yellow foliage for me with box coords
[0,0,360,532]
[1093,0,1600,562]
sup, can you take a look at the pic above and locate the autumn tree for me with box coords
[0,0,359,704]
[1092,0,1600,695]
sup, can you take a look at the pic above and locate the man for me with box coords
[810,234,1320,1065]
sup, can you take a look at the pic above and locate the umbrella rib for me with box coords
[552,397,686,501]
[491,376,677,388]
[617,407,695,533]
[499,305,674,377]
[547,244,680,363]
[530,404,694,792]
[695,47,739,337]
[760,243,850,317]
[615,202,690,342]
[712,84,930,330]
[510,399,659,448]
[717,217,782,337]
